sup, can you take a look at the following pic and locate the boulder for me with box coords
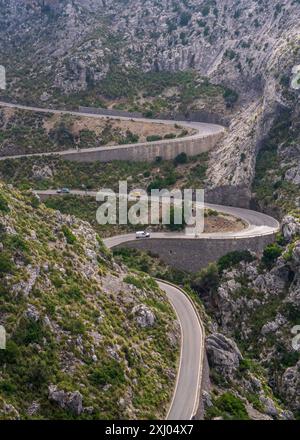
[132,304,155,328]
[291,242,300,266]
[25,305,40,322]
[280,362,300,411]
[206,333,243,378]
[261,314,287,336]
[282,215,300,242]
[285,165,300,185]
[259,396,278,417]
[48,385,83,415]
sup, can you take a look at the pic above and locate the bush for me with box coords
[61,284,82,301]
[262,243,282,268]
[90,359,125,386]
[207,392,249,420]
[124,275,144,289]
[0,253,14,276]
[192,263,220,297]
[62,318,85,335]
[6,234,29,253]
[223,88,239,107]
[0,340,20,365]
[17,319,46,345]
[146,135,163,142]
[173,152,188,166]
[61,225,77,245]
[0,194,10,213]
[49,122,74,147]
[164,133,176,139]
[218,250,255,273]
[205,209,218,217]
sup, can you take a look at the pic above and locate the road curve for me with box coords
[156,282,204,420]
[35,189,280,240]
[0,101,225,161]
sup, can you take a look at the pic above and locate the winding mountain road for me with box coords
[0,101,224,161]
[35,189,280,240]
[155,282,203,421]
[35,189,279,420]
[0,101,280,420]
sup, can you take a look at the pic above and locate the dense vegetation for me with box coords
[0,153,209,192]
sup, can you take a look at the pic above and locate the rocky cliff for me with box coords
[195,213,300,419]
[0,0,299,208]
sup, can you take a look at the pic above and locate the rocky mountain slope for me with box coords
[0,0,299,209]
[193,213,300,419]
[0,182,179,419]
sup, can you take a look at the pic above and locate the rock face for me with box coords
[132,304,155,328]
[282,215,300,242]
[201,215,300,418]
[206,333,242,379]
[48,385,83,415]
[280,362,300,411]
[0,1,299,208]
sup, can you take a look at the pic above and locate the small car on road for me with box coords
[136,231,151,239]
[56,188,70,194]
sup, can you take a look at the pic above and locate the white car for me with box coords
[136,231,151,239]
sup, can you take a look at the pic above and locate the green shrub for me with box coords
[29,194,40,208]
[62,318,85,335]
[205,209,218,217]
[262,243,282,268]
[0,194,10,213]
[239,358,251,373]
[173,152,188,166]
[6,234,29,253]
[164,133,176,139]
[192,263,220,297]
[61,225,77,245]
[0,253,15,276]
[218,250,255,273]
[49,122,75,147]
[168,205,185,231]
[179,11,192,26]
[0,381,17,395]
[207,392,249,420]
[25,360,52,390]
[223,88,239,107]
[15,318,46,345]
[0,340,20,365]
[146,135,163,142]
[90,359,125,386]
[124,275,144,289]
[61,284,82,301]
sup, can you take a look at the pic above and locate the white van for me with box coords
[136,231,151,239]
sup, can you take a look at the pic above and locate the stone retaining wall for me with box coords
[60,132,223,163]
[114,234,276,273]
